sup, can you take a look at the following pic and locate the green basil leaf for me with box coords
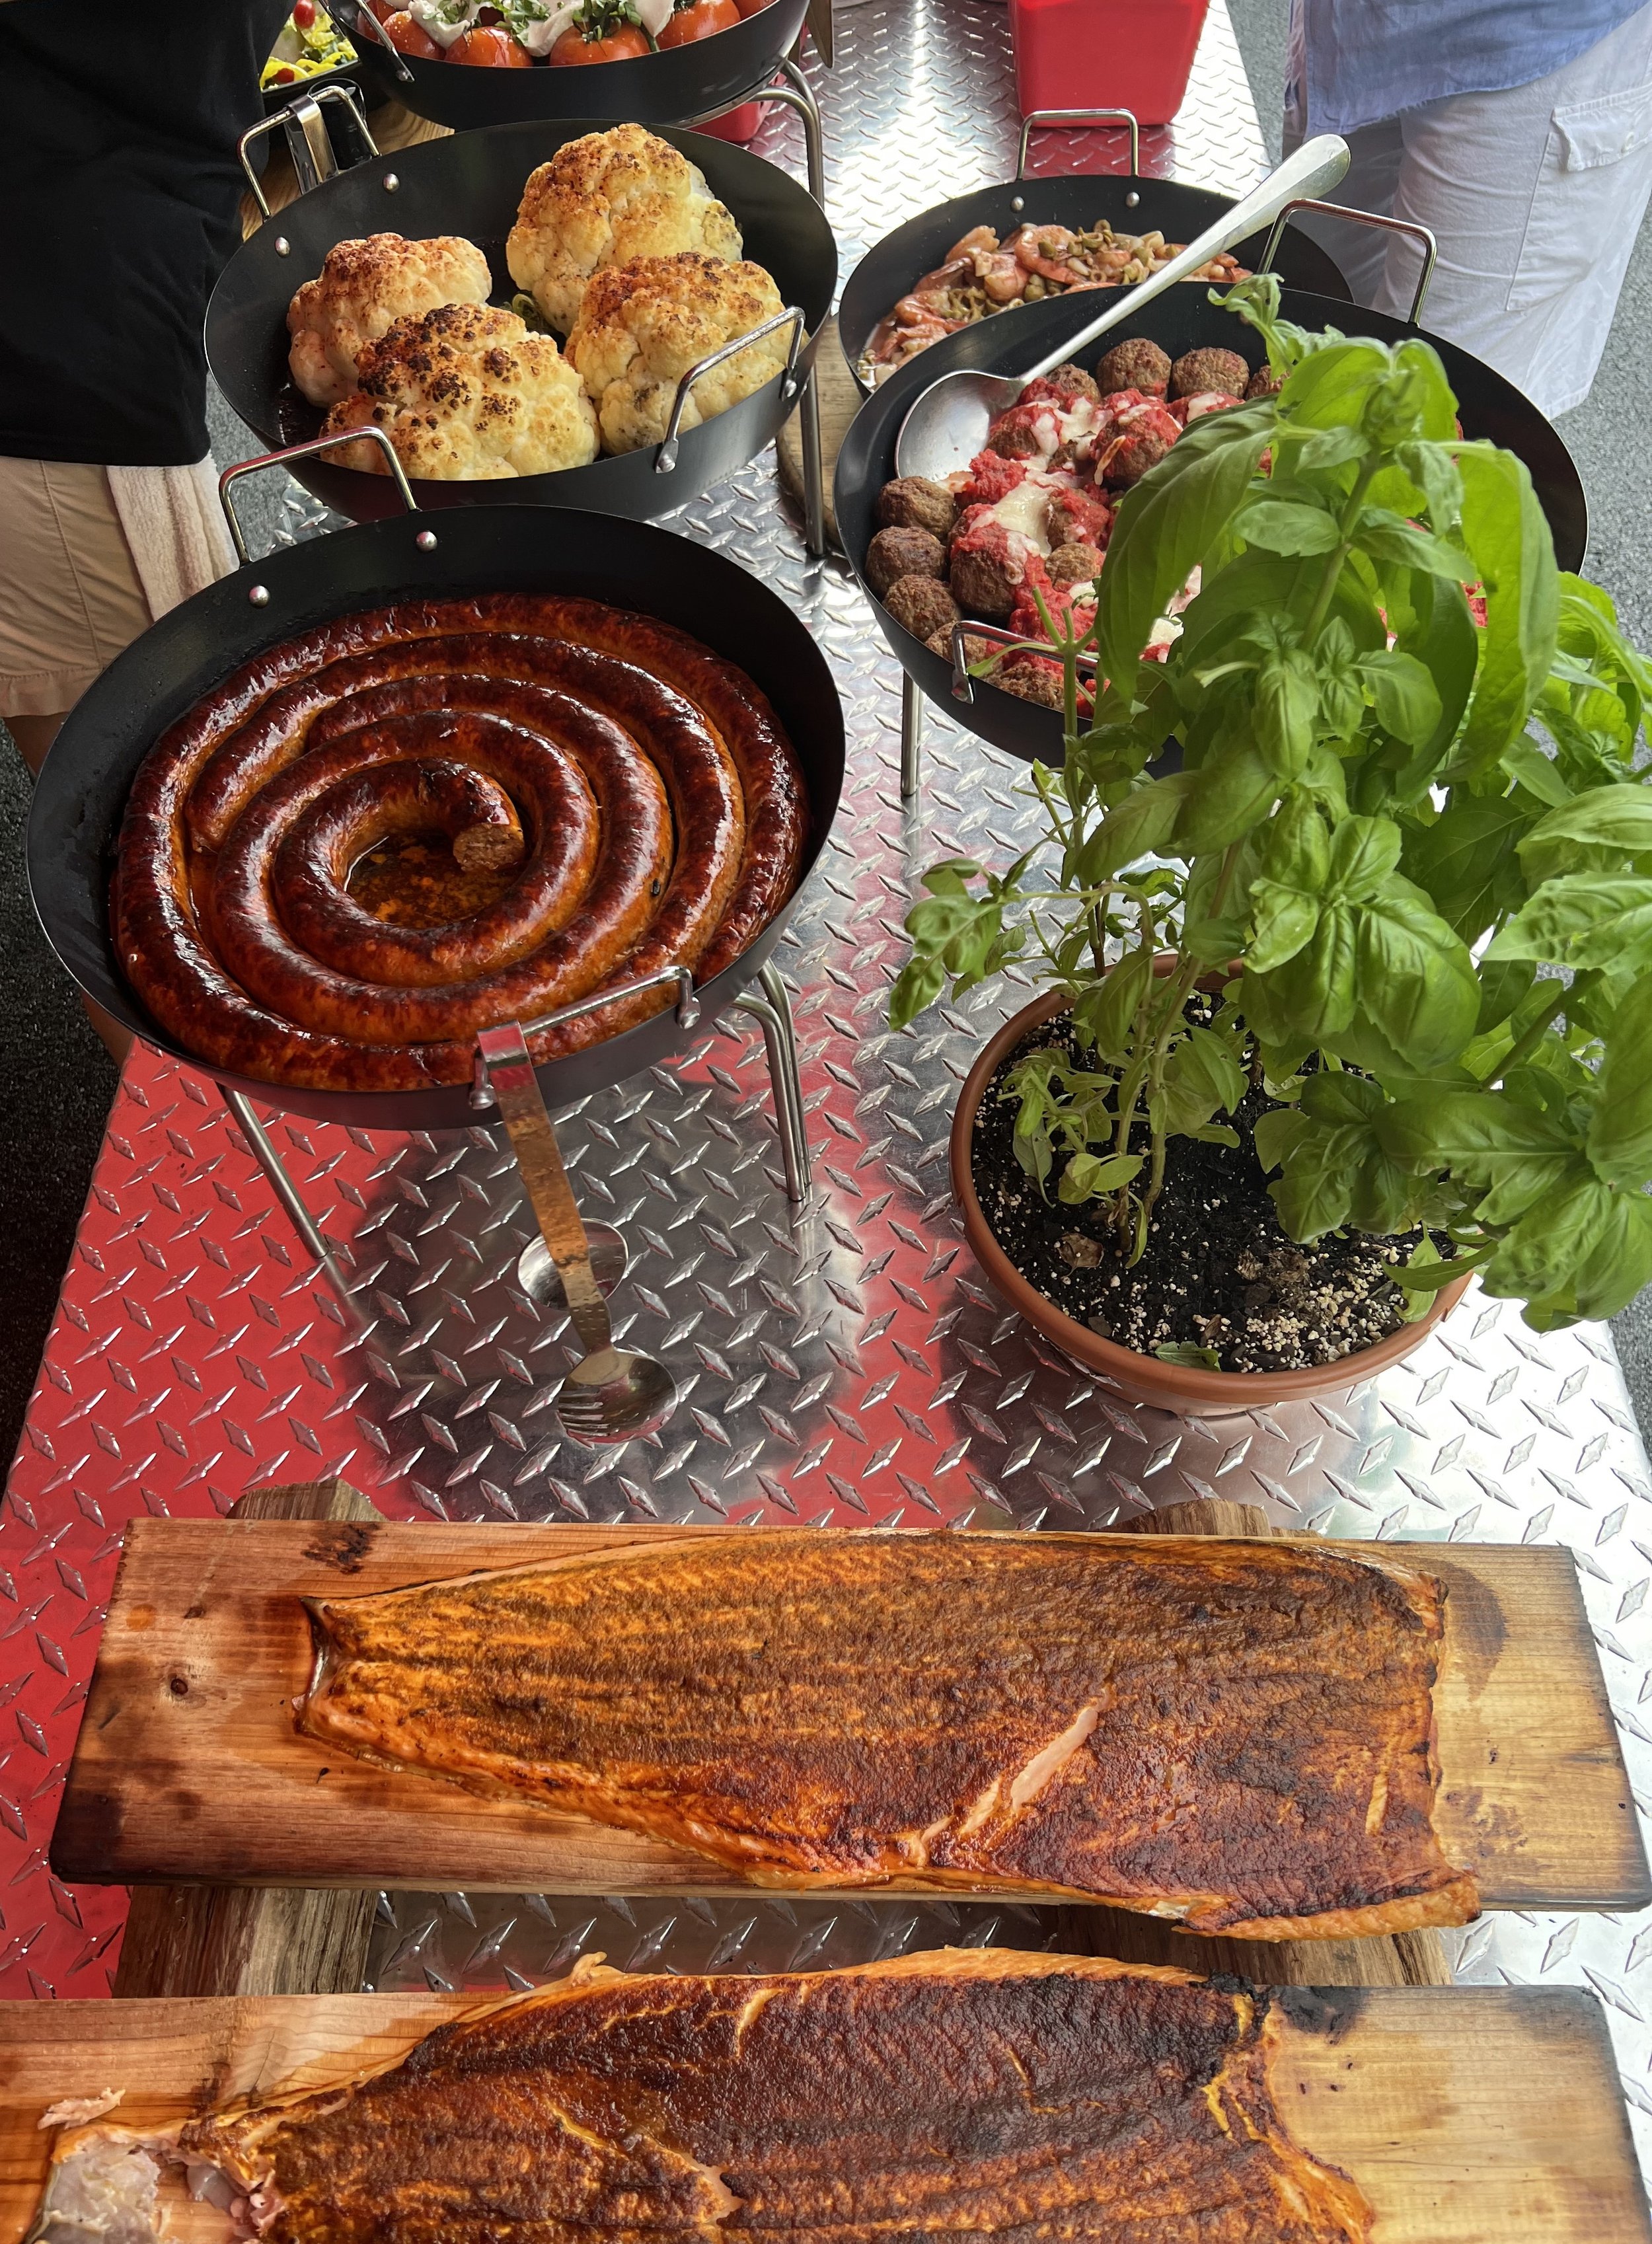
[1057,1149,1142,1203]
[1254,649,1320,780]
[1252,1103,1310,1174]
[1235,498,1341,555]
[1097,404,1275,690]
[1346,1142,1419,1236]
[1401,792,1531,942]
[1277,338,1391,429]
[887,954,946,1030]
[1291,423,1369,472]
[1300,1070,1384,1124]
[1571,1191,1652,1320]
[1356,506,1476,581]
[1178,739,1282,853]
[1079,770,1197,881]
[1586,973,1652,1187]
[1454,444,1561,773]
[1248,880,1320,973]
[1244,906,1359,1046]
[1160,1023,1248,1136]
[1327,815,1404,903]
[1154,1341,1223,1369]
[1353,883,1480,1068]
[1499,736,1572,808]
[1396,438,1464,533]
[1073,945,1155,1061]
[1486,875,1652,969]
[1377,1086,1575,1173]
[1357,649,1443,749]
[1519,782,1652,866]
[1479,1166,1616,1301]
[1271,1118,1358,1238]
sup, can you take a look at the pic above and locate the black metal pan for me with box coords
[207,117,836,525]
[345,0,807,131]
[835,283,1589,766]
[26,503,844,1133]
[837,112,1351,396]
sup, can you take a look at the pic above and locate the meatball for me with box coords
[1047,541,1104,588]
[1169,346,1248,400]
[926,625,998,668]
[877,475,957,539]
[1102,429,1171,488]
[866,525,946,599]
[885,574,961,641]
[1038,361,1102,403]
[987,417,1045,460]
[948,544,1019,620]
[1096,338,1172,396]
[998,659,1066,709]
[1244,361,1283,400]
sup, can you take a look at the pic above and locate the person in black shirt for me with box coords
[0,0,290,774]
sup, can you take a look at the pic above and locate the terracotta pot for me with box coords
[950,986,1472,1417]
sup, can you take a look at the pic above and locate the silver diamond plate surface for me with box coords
[7,0,1652,2200]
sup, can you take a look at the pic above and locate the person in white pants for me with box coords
[1284,0,1652,415]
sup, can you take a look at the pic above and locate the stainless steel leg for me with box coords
[901,672,923,799]
[733,961,811,1201]
[222,1087,369,1337]
[772,56,825,206]
[798,363,827,558]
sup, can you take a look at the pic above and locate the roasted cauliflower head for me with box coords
[565,253,788,456]
[320,302,599,480]
[506,125,743,334]
[287,233,492,408]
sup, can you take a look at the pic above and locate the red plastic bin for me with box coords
[1010,0,1211,128]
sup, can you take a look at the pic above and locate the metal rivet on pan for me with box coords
[274,235,291,256]
[1010,195,1024,213]
[383,172,400,192]
[249,585,271,606]
[416,529,438,551]
[1125,190,1141,207]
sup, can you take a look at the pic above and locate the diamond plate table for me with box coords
[8,0,1652,2202]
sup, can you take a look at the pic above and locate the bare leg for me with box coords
[5,710,133,1068]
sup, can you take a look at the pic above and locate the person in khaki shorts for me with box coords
[0,0,289,778]
[1285,0,1652,418]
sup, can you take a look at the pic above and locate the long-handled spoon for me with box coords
[476,1024,675,1445]
[893,134,1352,484]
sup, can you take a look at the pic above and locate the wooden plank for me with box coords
[111,1484,379,2000]
[1,1988,1645,2244]
[52,1520,1649,1912]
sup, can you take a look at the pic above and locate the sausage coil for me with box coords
[112,596,808,1092]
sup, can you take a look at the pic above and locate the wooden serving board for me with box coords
[3,1987,1647,2244]
[52,1520,1649,1912]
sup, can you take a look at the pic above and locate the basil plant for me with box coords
[890,276,1652,1331]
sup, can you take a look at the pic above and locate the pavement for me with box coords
[5,3,1652,1459]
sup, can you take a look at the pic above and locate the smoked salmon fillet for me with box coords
[297,1530,1476,1937]
[33,1951,1374,2244]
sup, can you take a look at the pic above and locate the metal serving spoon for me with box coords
[476,1023,676,1446]
[893,134,1353,484]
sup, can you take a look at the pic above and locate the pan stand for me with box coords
[683,58,827,558]
[224,959,811,1330]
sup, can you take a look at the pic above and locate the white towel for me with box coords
[106,456,239,622]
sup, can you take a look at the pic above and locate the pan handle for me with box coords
[941,619,1098,705]
[469,965,702,1112]
[239,82,379,219]
[1016,109,1141,182]
[330,0,416,85]
[1259,198,1438,325]
[654,305,807,474]
[218,426,418,564]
